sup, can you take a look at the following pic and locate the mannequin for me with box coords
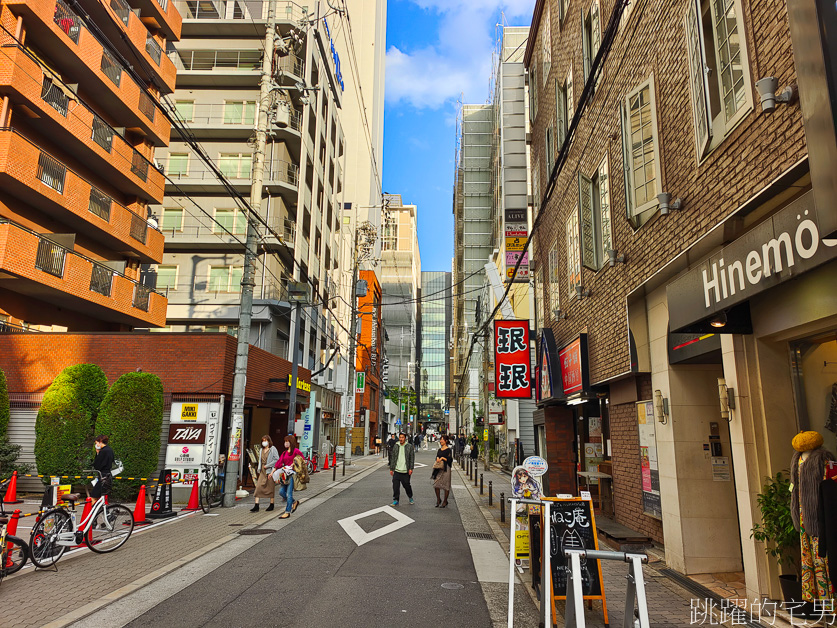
[791,430,835,602]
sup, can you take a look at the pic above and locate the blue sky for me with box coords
[382,0,533,272]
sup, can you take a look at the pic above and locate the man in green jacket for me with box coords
[388,432,415,505]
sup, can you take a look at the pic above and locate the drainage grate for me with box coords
[441,582,465,590]
[659,569,766,628]
[228,523,244,526]
[465,531,494,540]
[238,529,276,535]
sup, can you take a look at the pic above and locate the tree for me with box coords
[386,386,417,420]
[35,364,108,481]
[0,368,29,478]
[96,372,163,497]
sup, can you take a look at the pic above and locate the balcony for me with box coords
[170,49,264,87]
[1,2,172,146]
[161,276,287,322]
[261,218,297,254]
[132,0,183,41]
[175,1,308,36]
[0,220,167,327]
[0,128,164,262]
[172,103,302,150]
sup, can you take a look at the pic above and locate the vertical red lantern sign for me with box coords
[494,320,532,398]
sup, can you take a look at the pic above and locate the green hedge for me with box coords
[0,368,8,437]
[95,372,163,497]
[34,364,108,481]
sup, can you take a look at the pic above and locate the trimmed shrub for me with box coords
[95,372,163,498]
[35,364,108,482]
[0,368,8,436]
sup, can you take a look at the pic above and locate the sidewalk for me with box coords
[452,456,696,627]
[1,455,386,628]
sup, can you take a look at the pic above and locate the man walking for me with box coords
[389,432,415,506]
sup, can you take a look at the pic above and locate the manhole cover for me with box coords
[238,529,276,535]
[441,583,464,590]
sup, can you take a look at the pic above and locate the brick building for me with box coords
[0,0,183,330]
[525,0,837,603]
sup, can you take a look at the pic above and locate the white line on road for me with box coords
[337,505,414,546]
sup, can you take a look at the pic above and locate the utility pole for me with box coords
[343,228,359,476]
[224,0,277,507]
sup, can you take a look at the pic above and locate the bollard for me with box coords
[489,480,493,506]
[500,492,505,523]
[333,460,337,481]
[480,473,484,495]
[474,467,479,487]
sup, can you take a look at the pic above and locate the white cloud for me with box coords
[385,1,532,110]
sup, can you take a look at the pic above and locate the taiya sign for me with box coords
[667,191,837,332]
[494,320,532,398]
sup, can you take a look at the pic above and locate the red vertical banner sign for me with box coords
[494,320,532,398]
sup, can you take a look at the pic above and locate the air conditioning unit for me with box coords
[525,132,532,145]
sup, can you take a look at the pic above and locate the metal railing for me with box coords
[173,1,309,22]
[145,36,163,65]
[138,92,156,122]
[129,212,148,244]
[91,115,114,152]
[41,77,69,117]
[162,158,299,186]
[36,152,66,193]
[110,0,131,25]
[100,49,122,87]
[90,263,113,297]
[161,278,286,301]
[173,49,262,71]
[131,150,149,181]
[177,104,302,131]
[156,0,169,11]
[35,237,66,277]
[54,0,81,44]
[88,187,112,221]
[133,284,152,311]
[276,53,304,78]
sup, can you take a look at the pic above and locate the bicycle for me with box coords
[301,450,319,475]
[0,479,28,582]
[199,463,223,513]
[29,471,134,568]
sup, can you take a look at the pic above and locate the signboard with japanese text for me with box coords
[169,401,222,483]
[637,401,662,519]
[505,251,530,281]
[558,335,590,396]
[356,371,365,393]
[494,320,532,398]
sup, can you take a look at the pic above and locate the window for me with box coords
[542,6,551,85]
[155,265,178,291]
[214,208,247,234]
[566,67,574,117]
[224,101,256,125]
[219,153,251,178]
[566,211,581,295]
[531,155,540,216]
[619,78,662,222]
[208,265,243,292]
[545,125,554,176]
[684,0,752,158]
[559,0,569,23]
[161,208,183,231]
[548,243,560,317]
[583,1,602,83]
[167,153,189,178]
[382,212,398,250]
[529,63,538,120]
[577,155,613,271]
[174,100,194,122]
[555,79,567,154]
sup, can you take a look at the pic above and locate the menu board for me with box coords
[637,400,662,519]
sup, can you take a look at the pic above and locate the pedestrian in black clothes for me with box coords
[91,435,114,499]
[470,436,479,460]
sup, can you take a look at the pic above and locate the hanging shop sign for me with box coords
[300,391,316,455]
[494,320,532,398]
[356,371,366,393]
[667,191,837,332]
[537,328,559,404]
[505,251,530,281]
[288,373,311,392]
[558,334,590,396]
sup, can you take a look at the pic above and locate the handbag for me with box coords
[432,458,445,470]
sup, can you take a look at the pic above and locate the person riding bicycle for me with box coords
[91,435,114,499]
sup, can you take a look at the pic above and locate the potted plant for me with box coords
[750,471,805,604]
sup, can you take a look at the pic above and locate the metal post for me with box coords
[332,460,336,481]
[287,299,302,433]
[343,229,359,478]
[564,551,586,628]
[506,497,517,628]
[543,500,552,628]
[488,480,493,506]
[500,492,505,522]
[224,0,277,507]
[480,473,484,494]
[474,468,479,487]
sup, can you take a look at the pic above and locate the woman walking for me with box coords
[91,435,114,500]
[251,435,279,512]
[433,435,453,508]
[470,435,479,462]
[276,434,303,519]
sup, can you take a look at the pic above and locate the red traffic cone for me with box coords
[181,478,200,512]
[76,498,93,547]
[323,452,329,470]
[133,485,151,525]
[332,451,336,467]
[5,509,20,568]
[3,471,23,504]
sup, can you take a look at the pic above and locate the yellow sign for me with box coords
[288,374,311,393]
[483,429,489,441]
[57,484,72,503]
[505,236,525,251]
[514,530,530,559]
[181,403,198,421]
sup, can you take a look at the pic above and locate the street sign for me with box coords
[483,429,489,441]
[356,371,365,393]
[444,409,450,415]
[400,403,406,413]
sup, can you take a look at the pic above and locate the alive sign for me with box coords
[168,423,207,445]
[494,320,532,399]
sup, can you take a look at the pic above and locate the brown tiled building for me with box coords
[0,0,182,330]
[526,0,837,603]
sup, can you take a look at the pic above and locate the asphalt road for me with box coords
[125,448,500,628]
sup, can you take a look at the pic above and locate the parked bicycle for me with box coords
[301,450,319,475]
[29,471,134,568]
[0,479,28,582]
[199,462,223,513]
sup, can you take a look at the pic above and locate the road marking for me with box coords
[414,462,427,468]
[337,506,414,546]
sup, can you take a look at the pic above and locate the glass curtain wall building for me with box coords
[419,272,451,430]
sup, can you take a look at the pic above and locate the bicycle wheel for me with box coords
[210,479,223,508]
[306,459,314,475]
[498,451,507,466]
[199,480,212,514]
[30,509,71,568]
[85,504,134,553]
[0,535,29,578]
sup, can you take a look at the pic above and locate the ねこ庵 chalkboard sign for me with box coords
[543,497,608,625]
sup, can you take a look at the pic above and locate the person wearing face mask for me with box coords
[251,435,279,512]
[91,435,114,500]
[275,434,303,519]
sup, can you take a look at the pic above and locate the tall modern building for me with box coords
[380,193,420,430]
[418,271,450,430]
[152,1,347,394]
[0,0,180,330]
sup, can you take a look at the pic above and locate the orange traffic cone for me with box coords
[76,498,92,547]
[133,485,151,525]
[3,471,23,504]
[181,478,200,512]
[332,451,337,467]
[323,452,329,470]
[5,509,20,568]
